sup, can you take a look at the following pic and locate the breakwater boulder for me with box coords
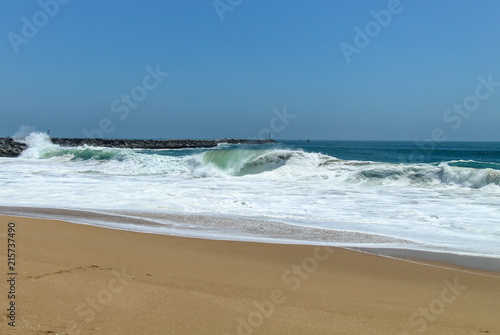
[0,138,27,157]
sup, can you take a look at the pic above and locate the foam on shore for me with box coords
[1,206,498,272]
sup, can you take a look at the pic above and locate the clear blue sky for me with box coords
[1,0,499,140]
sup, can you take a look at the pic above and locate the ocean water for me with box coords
[1,132,499,258]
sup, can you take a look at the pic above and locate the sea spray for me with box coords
[19,132,57,159]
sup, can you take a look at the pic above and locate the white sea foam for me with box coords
[1,132,499,257]
[18,132,57,158]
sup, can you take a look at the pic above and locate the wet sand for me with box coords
[1,215,499,334]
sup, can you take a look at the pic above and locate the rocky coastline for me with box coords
[0,137,276,158]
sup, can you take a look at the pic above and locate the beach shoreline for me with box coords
[1,205,499,273]
[1,213,499,334]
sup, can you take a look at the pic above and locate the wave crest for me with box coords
[440,163,500,188]
[194,149,292,176]
[15,132,500,189]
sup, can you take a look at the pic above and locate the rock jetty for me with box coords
[0,138,27,157]
[0,137,276,158]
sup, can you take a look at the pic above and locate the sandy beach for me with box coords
[1,214,499,334]
[4,0,500,334]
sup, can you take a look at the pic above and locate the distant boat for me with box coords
[306,139,310,143]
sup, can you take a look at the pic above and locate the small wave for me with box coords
[18,132,126,161]
[440,163,500,189]
[42,147,126,161]
[439,159,500,170]
[345,163,441,186]
[340,162,499,189]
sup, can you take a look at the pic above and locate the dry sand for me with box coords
[1,215,499,334]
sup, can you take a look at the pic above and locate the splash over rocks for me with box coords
[0,135,275,157]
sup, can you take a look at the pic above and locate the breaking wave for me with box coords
[198,149,293,176]
[15,132,500,189]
